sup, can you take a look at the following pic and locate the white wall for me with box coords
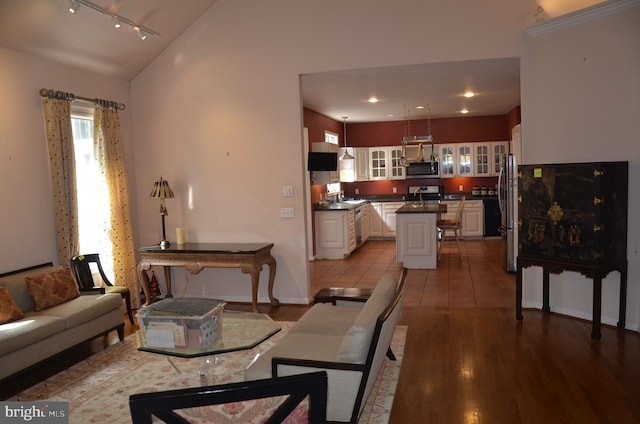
[521,3,640,330]
[0,47,133,272]
[129,0,532,304]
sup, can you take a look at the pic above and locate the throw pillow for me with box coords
[25,267,80,312]
[0,287,25,324]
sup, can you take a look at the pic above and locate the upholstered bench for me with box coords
[245,268,407,423]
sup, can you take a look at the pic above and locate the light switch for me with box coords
[282,185,294,197]
[280,207,295,218]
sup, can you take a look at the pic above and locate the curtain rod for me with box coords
[39,88,126,110]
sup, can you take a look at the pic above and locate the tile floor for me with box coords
[310,238,515,308]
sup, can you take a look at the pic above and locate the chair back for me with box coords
[454,196,466,226]
[129,371,328,424]
[69,254,113,289]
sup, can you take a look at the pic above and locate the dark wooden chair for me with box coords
[70,253,134,324]
[129,371,328,424]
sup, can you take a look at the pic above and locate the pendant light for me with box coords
[340,117,354,161]
[339,116,355,182]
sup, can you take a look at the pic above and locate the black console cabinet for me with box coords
[516,161,628,340]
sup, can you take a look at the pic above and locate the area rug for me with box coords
[11,323,406,423]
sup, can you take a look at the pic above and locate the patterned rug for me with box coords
[11,323,406,423]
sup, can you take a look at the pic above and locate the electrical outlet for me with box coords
[355,188,359,195]
[280,207,295,218]
[459,184,464,191]
[392,187,397,193]
[282,185,294,197]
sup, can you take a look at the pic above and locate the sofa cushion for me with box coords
[0,314,67,356]
[0,287,24,324]
[39,293,123,328]
[0,265,62,312]
[25,267,80,312]
[336,273,397,363]
[289,303,361,336]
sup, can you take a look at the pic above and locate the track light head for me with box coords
[135,27,147,40]
[69,1,80,14]
[112,16,121,28]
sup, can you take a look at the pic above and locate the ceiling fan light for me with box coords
[69,1,80,14]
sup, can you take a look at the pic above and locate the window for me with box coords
[324,131,338,145]
[71,111,115,280]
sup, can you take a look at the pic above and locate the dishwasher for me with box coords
[483,197,501,237]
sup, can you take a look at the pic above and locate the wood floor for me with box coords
[2,239,640,423]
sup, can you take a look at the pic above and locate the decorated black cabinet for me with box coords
[518,161,628,266]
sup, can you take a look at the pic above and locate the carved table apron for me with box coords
[137,242,278,312]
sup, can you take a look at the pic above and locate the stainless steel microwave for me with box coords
[406,161,440,179]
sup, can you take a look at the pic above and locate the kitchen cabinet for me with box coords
[381,201,404,237]
[315,209,356,259]
[354,148,369,181]
[475,141,508,176]
[368,202,383,237]
[441,199,484,238]
[396,211,439,269]
[456,143,474,177]
[368,146,405,181]
[367,201,403,239]
[461,199,484,238]
[360,203,370,243]
[439,144,456,178]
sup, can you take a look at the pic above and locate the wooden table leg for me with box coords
[592,276,602,340]
[618,268,627,329]
[137,262,152,306]
[247,265,260,313]
[163,266,173,298]
[542,268,551,313]
[266,254,279,307]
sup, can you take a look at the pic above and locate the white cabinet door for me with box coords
[360,204,370,242]
[315,210,355,259]
[456,143,474,177]
[369,148,388,180]
[388,146,406,180]
[439,144,456,178]
[491,142,508,176]
[475,143,491,176]
[354,148,369,181]
[368,202,383,237]
[381,202,404,237]
[396,213,438,269]
[461,200,484,238]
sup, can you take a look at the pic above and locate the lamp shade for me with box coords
[149,177,174,199]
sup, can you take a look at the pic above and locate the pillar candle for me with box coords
[176,227,185,245]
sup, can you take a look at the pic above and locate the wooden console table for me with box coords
[516,256,627,340]
[137,242,279,312]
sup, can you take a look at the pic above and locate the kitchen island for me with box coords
[396,203,447,269]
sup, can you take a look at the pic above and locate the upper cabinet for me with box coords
[368,146,405,181]
[354,147,369,181]
[456,143,474,177]
[475,141,508,176]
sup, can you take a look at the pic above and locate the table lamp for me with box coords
[149,177,174,248]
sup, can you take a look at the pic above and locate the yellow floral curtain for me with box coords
[43,99,79,265]
[94,107,139,308]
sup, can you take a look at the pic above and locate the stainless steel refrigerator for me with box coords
[498,153,518,272]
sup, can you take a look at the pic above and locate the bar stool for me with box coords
[437,196,465,259]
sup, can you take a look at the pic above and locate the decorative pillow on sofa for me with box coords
[25,267,80,312]
[0,287,25,324]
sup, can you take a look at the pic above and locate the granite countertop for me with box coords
[396,204,448,214]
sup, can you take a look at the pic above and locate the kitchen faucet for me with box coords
[413,188,424,206]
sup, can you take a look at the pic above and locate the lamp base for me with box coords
[159,240,171,249]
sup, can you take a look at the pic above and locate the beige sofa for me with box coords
[245,268,407,423]
[0,263,125,382]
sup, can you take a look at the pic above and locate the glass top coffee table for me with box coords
[138,309,281,358]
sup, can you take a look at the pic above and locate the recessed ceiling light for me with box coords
[460,108,469,114]
[464,91,475,98]
[415,105,425,109]
[368,97,379,103]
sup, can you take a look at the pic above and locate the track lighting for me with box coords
[68,1,80,14]
[67,0,158,40]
